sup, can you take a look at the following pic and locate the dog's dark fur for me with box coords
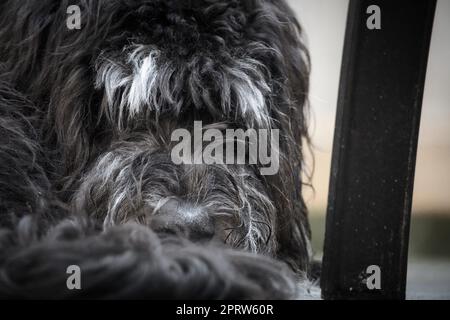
[0,0,314,299]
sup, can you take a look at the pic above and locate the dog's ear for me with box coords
[0,0,59,87]
[0,78,59,227]
[0,0,115,187]
[250,0,312,273]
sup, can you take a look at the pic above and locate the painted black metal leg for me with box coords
[321,0,437,300]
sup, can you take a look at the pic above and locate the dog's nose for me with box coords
[150,199,215,241]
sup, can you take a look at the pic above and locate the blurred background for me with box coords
[286,0,450,298]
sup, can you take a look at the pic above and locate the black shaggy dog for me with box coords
[0,0,316,299]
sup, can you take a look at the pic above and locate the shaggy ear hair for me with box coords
[243,0,312,272]
[0,0,111,189]
[0,76,63,228]
[0,217,310,299]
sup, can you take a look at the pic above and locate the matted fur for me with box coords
[0,0,316,299]
[0,217,303,299]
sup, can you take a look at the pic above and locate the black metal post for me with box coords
[321,0,436,299]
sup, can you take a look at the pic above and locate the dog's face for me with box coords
[0,0,311,272]
[74,129,279,254]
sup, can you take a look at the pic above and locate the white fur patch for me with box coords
[95,45,272,128]
[126,47,160,116]
[96,45,160,124]
[226,58,271,126]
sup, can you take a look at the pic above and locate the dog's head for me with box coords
[0,0,312,272]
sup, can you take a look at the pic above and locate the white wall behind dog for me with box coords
[288,0,450,215]
[287,0,348,214]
